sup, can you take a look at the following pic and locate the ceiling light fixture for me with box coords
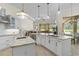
[16,4,28,17]
[36,4,40,20]
[58,4,61,14]
[46,3,50,20]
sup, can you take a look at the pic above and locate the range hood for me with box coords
[0,15,10,24]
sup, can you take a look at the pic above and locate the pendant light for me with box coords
[37,4,40,20]
[46,3,50,20]
[58,3,61,14]
[16,4,28,17]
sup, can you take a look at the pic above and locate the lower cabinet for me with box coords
[0,43,36,56]
[44,36,50,49]
[56,40,62,56]
[62,39,71,56]
[56,39,71,56]
[0,36,15,50]
[41,35,46,46]
[50,36,57,54]
[36,34,71,56]
[36,34,41,44]
[12,43,36,56]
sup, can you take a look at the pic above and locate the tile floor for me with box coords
[0,48,12,56]
[71,43,79,56]
[71,39,79,56]
[36,45,56,56]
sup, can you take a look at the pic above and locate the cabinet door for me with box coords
[41,35,46,46]
[0,36,15,50]
[36,34,41,44]
[62,39,71,56]
[50,37,57,54]
[12,44,36,56]
[56,40,62,56]
[12,45,26,56]
[24,44,36,56]
[44,35,47,47]
[0,36,13,50]
[44,36,50,49]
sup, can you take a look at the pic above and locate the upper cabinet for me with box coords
[0,8,6,16]
[39,19,53,33]
[0,7,16,29]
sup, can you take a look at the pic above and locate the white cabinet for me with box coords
[36,34,46,45]
[0,36,15,50]
[36,34,45,45]
[36,34,41,44]
[56,39,71,56]
[36,34,71,56]
[36,34,40,44]
[50,36,57,54]
[41,35,46,46]
[44,36,50,49]
[12,43,36,56]
[56,40,62,56]
[62,39,71,56]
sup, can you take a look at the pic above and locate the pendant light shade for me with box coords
[16,12,27,16]
[47,3,49,16]
[38,5,40,18]
[37,5,40,20]
[46,3,50,20]
[16,4,28,17]
[58,4,61,14]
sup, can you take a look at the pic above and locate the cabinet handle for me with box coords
[49,40,50,43]
[6,40,9,42]
[56,42,57,46]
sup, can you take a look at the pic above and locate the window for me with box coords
[39,23,53,32]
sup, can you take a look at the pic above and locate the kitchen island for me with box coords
[0,34,36,56]
[0,33,16,50]
[10,36,36,56]
[36,33,72,56]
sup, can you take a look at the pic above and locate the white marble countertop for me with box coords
[39,33,72,39]
[0,36,35,50]
[58,35,73,40]
[10,36,35,47]
[0,33,18,37]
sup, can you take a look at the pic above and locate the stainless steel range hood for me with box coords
[0,15,10,24]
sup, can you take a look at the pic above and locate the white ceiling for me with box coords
[9,3,61,22]
[7,3,79,22]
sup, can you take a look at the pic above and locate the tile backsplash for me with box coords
[0,23,5,33]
